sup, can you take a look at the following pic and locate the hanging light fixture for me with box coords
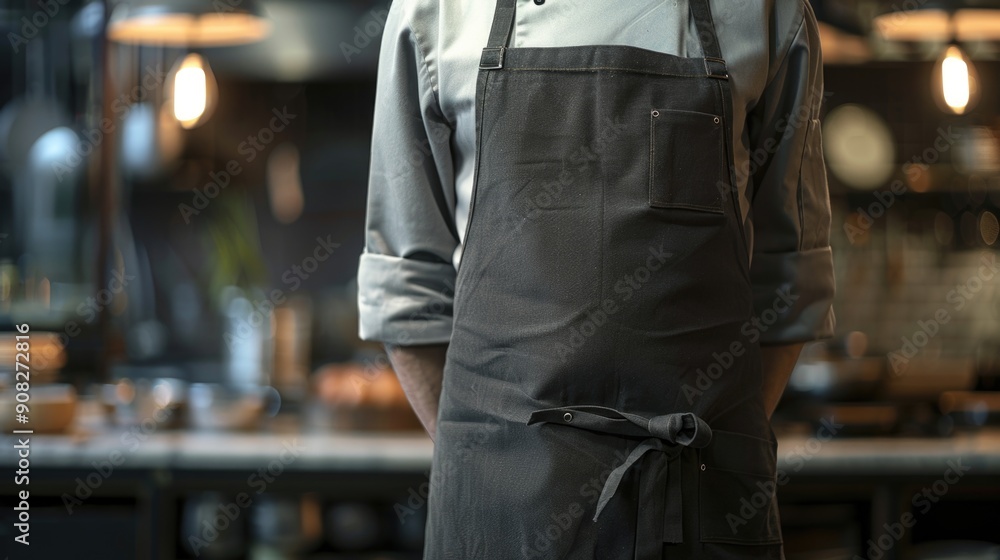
[108,1,270,129]
[108,0,271,47]
[873,1,1000,116]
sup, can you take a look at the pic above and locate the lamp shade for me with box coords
[873,0,1000,41]
[108,0,271,46]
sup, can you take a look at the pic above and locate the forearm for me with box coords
[760,343,804,419]
[385,343,448,440]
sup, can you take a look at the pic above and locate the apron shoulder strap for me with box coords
[481,0,517,69]
[689,0,725,61]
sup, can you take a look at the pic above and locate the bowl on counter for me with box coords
[0,383,77,433]
[96,377,187,429]
[187,383,279,431]
[312,362,423,432]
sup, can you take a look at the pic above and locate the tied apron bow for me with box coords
[526,405,712,559]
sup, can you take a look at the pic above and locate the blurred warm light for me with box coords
[874,9,951,41]
[173,54,207,126]
[116,379,136,405]
[940,45,974,114]
[845,331,869,359]
[0,333,66,382]
[817,22,872,64]
[903,163,932,193]
[108,5,270,47]
[954,10,1000,40]
[875,9,1000,41]
[171,53,215,129]
[822,104,896,190]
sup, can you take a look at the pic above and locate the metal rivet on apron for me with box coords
[651,110,660,118]
[713,116,720,124]
[700,463,707,471]
[563,412,573,422]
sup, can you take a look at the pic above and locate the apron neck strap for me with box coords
[688,0,724,60]
[483,0,724,60]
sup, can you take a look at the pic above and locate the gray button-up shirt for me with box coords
[358,0,836,346]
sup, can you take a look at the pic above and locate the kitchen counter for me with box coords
[4,426,1000,476]
[3,420,997,560]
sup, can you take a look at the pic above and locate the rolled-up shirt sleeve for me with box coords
[357,1,458,345]
[747,1,836,344]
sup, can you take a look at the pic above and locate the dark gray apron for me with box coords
[425,1,784,558]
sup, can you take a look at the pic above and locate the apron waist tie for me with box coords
[526,405,712,557]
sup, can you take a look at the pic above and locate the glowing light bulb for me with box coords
[942,46,970,112]
[171,53,216,128]
[935,44,978,115]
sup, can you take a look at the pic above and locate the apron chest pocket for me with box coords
[648,109,727,214]
[697,429,783,545]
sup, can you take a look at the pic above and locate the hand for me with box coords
[384,343,448,440]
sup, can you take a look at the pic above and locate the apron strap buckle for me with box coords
[480,47,506,70]
[704,57,729,79]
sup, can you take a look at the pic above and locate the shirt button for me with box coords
[700,463,707,471]
[563,412,573,422]
[534,0,544,4]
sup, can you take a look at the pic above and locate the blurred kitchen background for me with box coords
[0,0,999,559]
